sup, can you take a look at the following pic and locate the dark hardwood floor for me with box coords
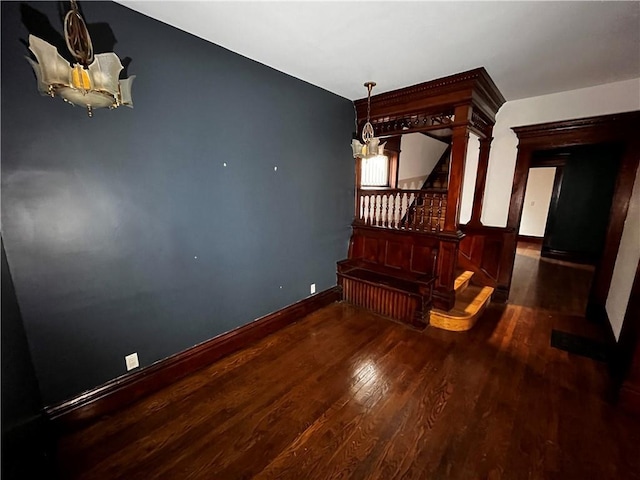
[56,243,640,479]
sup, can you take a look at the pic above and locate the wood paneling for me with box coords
[340,275,426,329]
[458,225,514,301]
[340,226,439,326]
[45,287,341,431]
[349,226,440,277]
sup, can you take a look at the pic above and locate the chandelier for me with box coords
[351,82,386,158]
[25,0,135,117]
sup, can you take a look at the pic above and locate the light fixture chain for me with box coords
[362,81,377,144]
[367,83,372,124]
[64,1,94,66]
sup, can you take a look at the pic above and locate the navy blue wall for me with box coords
[1,2,354,404]
[544,144,620,261]
[2,238,55,479]
[1,239,42,434]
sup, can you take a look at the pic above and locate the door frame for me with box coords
[504,111,640,320]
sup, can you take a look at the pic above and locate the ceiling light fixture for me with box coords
[351,82,385,158]
[25,0,135,117]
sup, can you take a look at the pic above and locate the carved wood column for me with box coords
[444,104,471,232]
[468,128,494,227]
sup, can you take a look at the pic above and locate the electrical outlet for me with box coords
[310,283,316,294]
[125,352,139,371]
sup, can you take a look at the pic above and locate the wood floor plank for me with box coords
[55,244,640,479]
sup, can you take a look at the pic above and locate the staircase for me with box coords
[421,145,451,190]
[429,270,494,331]
[345,68,507,334]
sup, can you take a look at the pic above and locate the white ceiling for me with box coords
[116,1,640,101]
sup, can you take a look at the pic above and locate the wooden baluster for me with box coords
[419,192,426,231]
[370,195,375,226]
[406,193,412,230]
[412,192,418,231]
[442,195,447,231]
[363,193,368,224]
[410,192,416,230]
[393,192,399,228]
[427,195,434,231]
[364,195,369,224]
[376,195,382,227]
[367,194,375,225]
[384,193,390,228]
[436,196,444,232]
[361,194,367,225]
[363,194,367,223]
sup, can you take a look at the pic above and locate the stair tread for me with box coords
[431,285,494,320]
[454,270,474,292]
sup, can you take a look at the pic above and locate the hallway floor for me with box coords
[56,244,640,479]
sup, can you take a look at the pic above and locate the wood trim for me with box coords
[619,385,640,417]
[512,111,640,143]
[504,111,640,305]
[517,235,543,244]
[542,166,564,249]
[355,67,506,123]
[616,260,640,416]
[592,138,640,305]
[384,136,401,189]
[530,156,568,168]
[44,287,342,431]
[584,301,617,347]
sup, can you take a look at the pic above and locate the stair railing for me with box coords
[356,189,447,233]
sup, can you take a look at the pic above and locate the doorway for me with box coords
[506,112,640,319]
[519,144,622,269]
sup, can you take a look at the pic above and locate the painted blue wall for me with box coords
[1,1,354,404]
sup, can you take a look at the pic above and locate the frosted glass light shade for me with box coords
[88,53,123,92]
[118,76,135,107]
[353,138,386,159]
[351,139,364,158]
[26,34,135,115]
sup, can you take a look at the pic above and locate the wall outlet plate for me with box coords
[310,283,316,294]
[125,352,139,371]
